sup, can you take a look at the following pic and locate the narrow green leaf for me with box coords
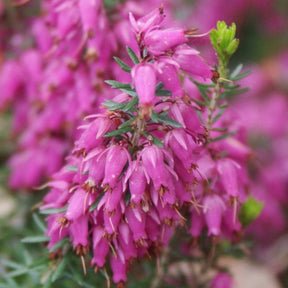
[151,111,182,128]
[211,107,226,124]
[113,56,131,72]
[32,213,47,233]
[40,206,68,215]
[103,126,133,137]
[223,87,250,98]
[118,116,137,129]
[125,190,131,205]
[89,191,105,212]
[230,70,251,81]
[122,96,138,112]
[51,257,68,282]
[119,87,137,97]
[151,135,164,148]
[3,277,20,288]
[49,237,70,253]
[5,267,28,278]
[42,272,53,288]
[195,108,204,124]
[126,46,140,64]
[155,89,172,96]
[103,98,138,112]
[191,98,208,106]
[65,166,78,172]
[105,80,131,89]
[209,131,237,142]
[197,86,210,103]
[230,64,243,78]
[1,259,24,270]
[21,235,50,243]
[155,82,164,90]
[103,100,128,111]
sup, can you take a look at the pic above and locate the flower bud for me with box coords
[132,63,156,106]
[145,28,187,55]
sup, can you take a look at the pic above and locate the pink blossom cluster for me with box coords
[41,8,251,286]
[0,0,175,189]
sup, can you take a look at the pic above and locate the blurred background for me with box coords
[0,0,287,287]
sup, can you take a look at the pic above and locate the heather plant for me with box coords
[2,1,288,288]
[5,9,260,288]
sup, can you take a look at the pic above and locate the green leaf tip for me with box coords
[211,21,238,56]
[210,21,239,77]
[239,196,264,227]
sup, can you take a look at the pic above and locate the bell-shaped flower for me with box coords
[144,28,187,55]
[117,222,137,260]
[169,100,206,138]
[98,181,124,213]
[46,213,69,249]
[125,160,147,205]
[103,206,122,235]
[140,144,177,192]
[164,128,197,170]
[78,0,101,36]
[69,215,89,247]
[110,249,127,283]
[173,44,213,80]
[217,158,241,198]
[65,187,95,221]
[156,58,184,97]
[91,226,109,268]
[210,272,233,288]
[131,63,156,106]
[0,60,23,107]
[189,209,205,238]
[126,206,147,243]
[75,115,116,153]
[83,147,107,187]
[203,194,226,236]
[102,145,131,188]
[129,7,165,34]
[56,3,80,38]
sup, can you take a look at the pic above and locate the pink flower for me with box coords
[110,250,127,283]
[132,63,157,106]
[144,28,187,55]
[210,272,233,288]
[78,0,102,36]
[173,44,213,80]
[129,7,165,34]
[70,215,89,247]
[203,195,226,236]
[217,158,241,198]
[91,227,109,267]
[102,145,131,188]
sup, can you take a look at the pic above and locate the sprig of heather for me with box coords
[40,9,255,287]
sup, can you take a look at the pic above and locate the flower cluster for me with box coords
[41,9,251,286]
[0,0,175,189]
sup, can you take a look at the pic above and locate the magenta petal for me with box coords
[92,226,109,267]
[110,251,127,283]
[132,63,156,106]
[70,215,89,247]
[145,28,187,55]
[203,195,226,236]
[102,145,131,188]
